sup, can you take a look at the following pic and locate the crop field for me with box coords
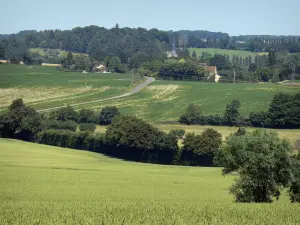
[83,80,300,123]
[188,48,267,60]
[0,64,135,110]
[1,139,300,224]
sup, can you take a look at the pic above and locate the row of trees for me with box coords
[0,99,300,203]
[179,92,300,129]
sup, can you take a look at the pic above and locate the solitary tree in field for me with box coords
[218,130,293,203]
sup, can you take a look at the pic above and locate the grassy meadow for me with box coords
[83,80,300,123]
[1,139,300,224]
[188,48,267,60]
[0,64,135,110]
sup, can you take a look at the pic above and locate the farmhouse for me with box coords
[93,64,107,73]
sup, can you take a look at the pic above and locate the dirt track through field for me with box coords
[37,77,154,112]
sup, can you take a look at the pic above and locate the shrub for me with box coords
[179,104,202,125]
[234,127,246,136]
[249,112,268,127]
[44,120,78,132]
[99,106,120,125]
[169,129,185,139]
[79,123,96,132]
[79,109,98,123]
[49,106,78,122]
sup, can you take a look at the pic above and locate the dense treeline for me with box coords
[179,92,300,128]
[0,99,221,166]
[1,98,300,203]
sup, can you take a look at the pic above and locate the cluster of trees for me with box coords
[158,59,206,80]
[1,98,300,203]
[196,50,300,83]
[0,99,120,141]
[179,92,300,129]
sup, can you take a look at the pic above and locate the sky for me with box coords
[1,0,300,36]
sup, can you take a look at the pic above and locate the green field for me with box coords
[0,64,136,110]
[81,80,300,123]
[29,48,88,58]
[1,139,300,224]
[188,48,267,60]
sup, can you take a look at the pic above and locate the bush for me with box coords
[249,112,268,127]
[49,106,78,122]
[179,104,202,125]
[44,120,78,132]
[99,106,120,125]
[169,129,185,139]
[79,109,98,123]
[234,127,246,136]
[79,123,96,132]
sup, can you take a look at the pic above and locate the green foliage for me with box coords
[159,61,205,80]
[105,115,179,164]
[234,127,246,136]
[288,154,300,203]
[17,114,43,141]
[223,100,241,125]
[99,106,120,125]
[268,93,300,128]
[220,130,294,202]
[181,129,222,166]
[0,98,38,139]
[37,129,89,149]
[79,123,96,132]
[44,120,78,132]
[179,104,202,125]
[169,129,185,139]
[78,109,98,123]
[49,105,78,122]
[209,54,232,70]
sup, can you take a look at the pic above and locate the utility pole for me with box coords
[292,64,296,81]
[233,68,236,84]
[132,69,134,86]
[290,64,296,85]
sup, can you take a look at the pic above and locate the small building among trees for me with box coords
[93,64,107,73]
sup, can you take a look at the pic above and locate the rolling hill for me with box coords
[1,139,300,224]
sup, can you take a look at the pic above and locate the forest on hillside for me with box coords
[0,25,300,83]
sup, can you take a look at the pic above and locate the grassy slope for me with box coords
[1,139,300,224]
[82,80,300,123]
[188,48,267,59]
[0,64,134,110]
